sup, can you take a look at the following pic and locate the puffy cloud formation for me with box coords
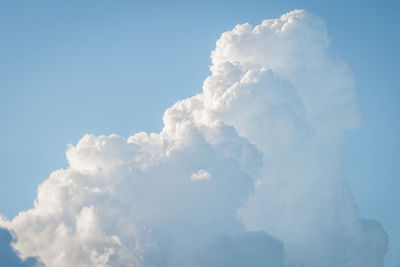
[0,226,43,267]
[0,10,388,267]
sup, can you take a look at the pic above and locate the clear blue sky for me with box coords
[0,0,399,265]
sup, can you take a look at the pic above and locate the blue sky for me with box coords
[0,0,399,266]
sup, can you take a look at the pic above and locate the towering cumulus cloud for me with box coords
[0,10,388,267]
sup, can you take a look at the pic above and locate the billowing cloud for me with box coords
[0,9,388,267]
[0,227,43,267]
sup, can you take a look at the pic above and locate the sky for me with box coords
[0,0,399,266]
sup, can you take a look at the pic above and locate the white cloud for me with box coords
[190,170,211,181]
[0,227,43,267]
[0,9,387,267]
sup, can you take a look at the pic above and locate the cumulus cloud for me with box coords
[0,9,388,267]
[0,227,43,267]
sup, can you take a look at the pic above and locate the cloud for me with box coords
[0,227,43,267]
[0,9,388,267]
[192,231,284,267]
[190,169,211,181]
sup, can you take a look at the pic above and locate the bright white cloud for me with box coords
[0,9,388,267]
